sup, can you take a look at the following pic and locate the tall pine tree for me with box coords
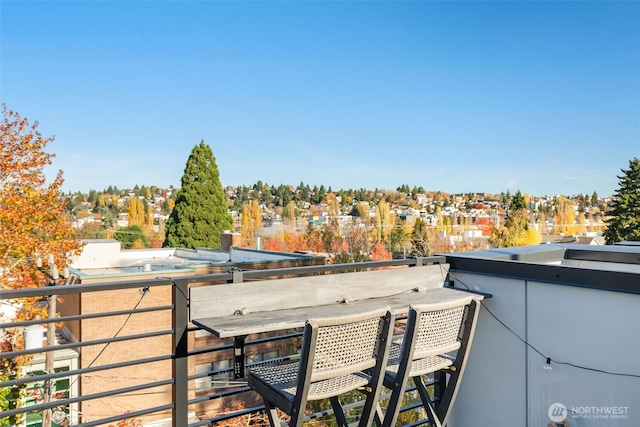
[603,157,640,244]
[163,141,233,249]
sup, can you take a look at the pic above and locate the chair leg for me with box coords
[374,402,384,427]
[413,376,442,427]
[330,396,349,427]
[262,397,284,427]
[381,384,406,427]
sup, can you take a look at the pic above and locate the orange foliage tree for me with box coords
[262,236,284,251]
[369,241,392,270]
[283,232,307,252]
[0,105,83,422]
[474,217,494,237]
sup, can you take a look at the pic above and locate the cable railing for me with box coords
[0,256,446,427]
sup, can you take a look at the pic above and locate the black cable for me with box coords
[55,288,151,399]
[448,271,640,379]
[86,288,149,368]
[158,276,188,300]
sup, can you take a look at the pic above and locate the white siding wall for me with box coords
[448,272,640,427]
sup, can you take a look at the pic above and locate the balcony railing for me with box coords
[1,257,447,427]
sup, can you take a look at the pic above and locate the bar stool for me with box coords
[378,297,480,427]
[248,307,395,427]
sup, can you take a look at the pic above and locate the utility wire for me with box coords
[49,287,151,403]
[447,270,640,379]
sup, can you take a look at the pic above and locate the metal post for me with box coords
[172,279,189,427]
[42,292,56,427]
[233,336,246,379]
[42,264,59,427]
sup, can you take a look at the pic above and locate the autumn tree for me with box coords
[538,212,548,235]
[0,105,83,423]
[332,223,369,265]
[127,196,145,226]
[370,241,392,262]
[474,217,494,237]
[577,212,587,236]
[554,196,577,235]
[145,202,154,230]
[283,201,297,229]
[410,218,431,256]
[374,199,394,245]
[490,209,541,248]
[240,199,262,247]
[283,231,307,252]
[319,193,343,255]
[163,141,233,249]
[349,202,369,219]
[603,157,640,244]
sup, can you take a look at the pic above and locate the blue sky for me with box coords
[2,1,638,197]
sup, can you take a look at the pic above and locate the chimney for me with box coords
[221,230,241,252]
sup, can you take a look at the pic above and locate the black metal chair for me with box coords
[248,307,395,427]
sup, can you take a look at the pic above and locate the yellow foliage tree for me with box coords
[491,209,541,247]
[240,200,262,247]
[127,197,145,226]
[0,105,83,422]
[145,207,154,232]
[577,212,587,236]
[554,196,577,235]
[285,201,297,229]
[375,199,394,244]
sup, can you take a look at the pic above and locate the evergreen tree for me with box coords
[603,158,640,244]
[389,222,409,255]
[511,190,526,211]
[299,183,310,202]
[262,185,273,206]
[115,225,149,249]
[163,141,233,249]
[317,185,327,203]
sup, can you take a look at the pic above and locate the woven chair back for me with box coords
[411,300,469,359]
[307,309,389,382]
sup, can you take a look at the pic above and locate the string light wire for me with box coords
[446,269,640,379]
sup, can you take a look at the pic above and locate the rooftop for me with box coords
[1,244,638,427]
[70,239,322,278]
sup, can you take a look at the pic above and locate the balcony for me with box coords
[1,244,638,427]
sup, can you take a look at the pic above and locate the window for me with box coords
[194,363,211,392]
[195,359,233,392]
[246,350,278,366]
[212,359,232,388]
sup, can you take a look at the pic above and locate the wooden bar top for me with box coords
[193,286,483,338]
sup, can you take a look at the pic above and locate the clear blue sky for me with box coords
[2,1,638,197]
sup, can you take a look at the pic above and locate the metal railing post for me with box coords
[172,279,189,426]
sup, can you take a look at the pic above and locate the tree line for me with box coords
[64,142,633,254]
